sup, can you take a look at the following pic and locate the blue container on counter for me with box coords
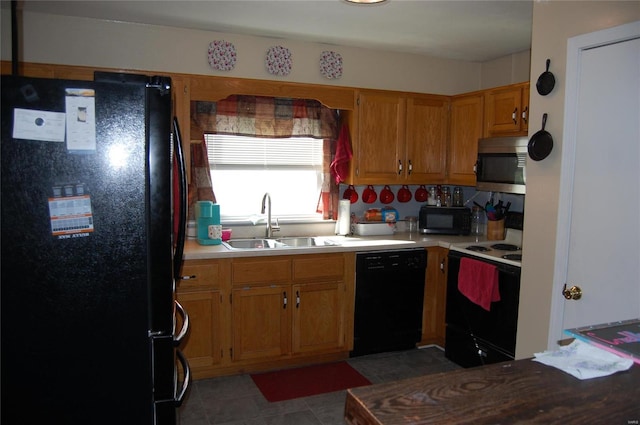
[196,201,222,245]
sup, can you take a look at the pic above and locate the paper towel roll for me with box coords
[336,199,351,235]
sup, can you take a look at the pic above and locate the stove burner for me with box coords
[466,245,491,252]
[491,243,520,251]
[502,254,522,261]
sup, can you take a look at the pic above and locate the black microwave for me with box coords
[419,206,471,235]
[475,137,527,194]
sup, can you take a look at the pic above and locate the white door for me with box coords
[551,22,640,345]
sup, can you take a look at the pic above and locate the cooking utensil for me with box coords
[363,185,377,204]
[528,113,554,161]
[536,59,556,96]
[343,184,358,204]
[380,185,395,204]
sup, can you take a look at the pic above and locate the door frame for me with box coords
[548,21,640,349]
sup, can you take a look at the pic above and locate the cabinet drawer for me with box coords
[179,261,222,289]
[232,257,291,285]
[293,254,345,281]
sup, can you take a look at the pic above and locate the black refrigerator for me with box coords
[1,73,190,424]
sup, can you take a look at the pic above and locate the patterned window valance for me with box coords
[191,95,339,140]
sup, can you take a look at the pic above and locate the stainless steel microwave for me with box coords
[475,137,527,194]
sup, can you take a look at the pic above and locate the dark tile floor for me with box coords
[178,346,460,425]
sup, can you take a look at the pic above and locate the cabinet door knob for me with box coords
[408,160,413,175]
[522,106,529,124]
[398,159,403,175]
[512,107,518,124]
[562,284,582,300]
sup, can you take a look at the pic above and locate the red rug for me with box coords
[250,361,371,402]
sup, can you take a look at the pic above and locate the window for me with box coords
[205,134,324,220]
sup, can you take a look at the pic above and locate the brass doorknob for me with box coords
[562,284,582,300]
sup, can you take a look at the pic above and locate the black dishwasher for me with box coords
[351,249,427,357]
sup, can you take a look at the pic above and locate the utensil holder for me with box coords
[487,219,505,240]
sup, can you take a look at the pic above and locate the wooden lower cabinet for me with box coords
[177,290,223,369]
[420,247,448,347]
[176,260,229,379]
[231,285,290,362]
[292,281,345,354]
[179,252,355,379]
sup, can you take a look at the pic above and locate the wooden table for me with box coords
[344,359,639,424]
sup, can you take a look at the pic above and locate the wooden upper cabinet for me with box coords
[353,90,448,184]
[405,96,448,183]
[521,84,530,134]
[448,93,484,186]
[484,82,530,137]
[354,90,406,183]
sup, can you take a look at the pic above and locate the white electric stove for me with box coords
[449,228,523,267]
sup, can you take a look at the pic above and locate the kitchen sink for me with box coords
[276,237,317,247]
[223,236,321,250]
[223,238,286,249]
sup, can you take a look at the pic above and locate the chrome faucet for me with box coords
[261,192,280,238]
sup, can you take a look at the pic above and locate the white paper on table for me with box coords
[533,339,633,380]
[12,108,66,142]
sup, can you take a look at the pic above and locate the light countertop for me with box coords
[183,232,489,260]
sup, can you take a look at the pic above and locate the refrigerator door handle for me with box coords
[172,117,187,282]
[175,349,191,407]
[174,299,189,346]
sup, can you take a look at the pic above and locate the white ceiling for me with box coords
[15,0,533,62]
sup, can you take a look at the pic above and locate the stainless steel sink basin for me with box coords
[276,237,317,247]
[223,238,286,249]
[223,236,320,249]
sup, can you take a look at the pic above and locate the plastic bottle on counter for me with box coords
[471,206,483,236]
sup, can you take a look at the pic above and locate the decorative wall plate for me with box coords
[207,40,236,71]
[320,51,343,79]
[265,46,292,76]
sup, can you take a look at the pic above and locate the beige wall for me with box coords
[0,10,529,95]
[481,50,532,90]
[516,1,639,359]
